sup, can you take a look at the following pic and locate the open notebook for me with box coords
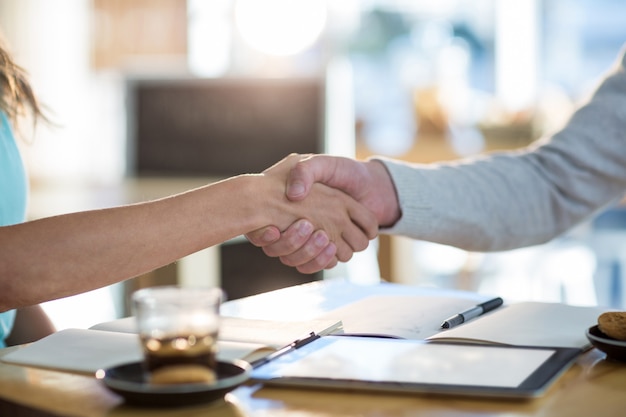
[317,295,612,349]
[1,317,343,374]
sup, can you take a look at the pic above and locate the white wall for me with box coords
[1,0,126,187]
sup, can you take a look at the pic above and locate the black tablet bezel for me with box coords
[250,336,580,399]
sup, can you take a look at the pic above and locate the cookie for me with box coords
[150,364,217,385]
[598,311,626,340]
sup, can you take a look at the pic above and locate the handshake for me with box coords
[246,153,401,274]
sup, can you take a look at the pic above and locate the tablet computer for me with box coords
[250,335,580,399]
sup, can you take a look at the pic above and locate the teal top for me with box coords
[0,111,28,347]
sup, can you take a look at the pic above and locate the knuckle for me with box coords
[335,246,354,263]
[325,257,339,270]
[284,229,310,251]
[279,255,298,267]
[262,246,281,258]
[297,264,317,274]
[365,224,378,240]
[353,241,366,253]
[299,253,331,274]
[282,239,301,254]
[354,235,369,252]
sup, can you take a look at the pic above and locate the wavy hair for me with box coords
[0,35,47,124]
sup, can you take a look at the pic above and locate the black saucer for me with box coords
[586,325,626,362]
[98,360,251,407]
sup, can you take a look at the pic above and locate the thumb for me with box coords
[286,159,317,201]
[286,155,348,201]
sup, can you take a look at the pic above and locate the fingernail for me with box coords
[323,242,337,256]
[297,220,314,237]
[261,228,277,243]
[313,231,329,247]
[288,182,305,198]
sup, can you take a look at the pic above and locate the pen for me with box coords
[250,332,320,368]
[440,297,503,329]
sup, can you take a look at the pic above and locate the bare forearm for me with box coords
[0,176,262,310]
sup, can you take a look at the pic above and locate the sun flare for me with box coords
[234,0,327,56]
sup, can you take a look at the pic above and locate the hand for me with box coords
[257,154,379,272]
[285,155,401,226]
[249,219,340,273]
[247,154,400,272]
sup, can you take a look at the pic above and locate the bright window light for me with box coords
[495,0,539,111]
[234,0,327,56]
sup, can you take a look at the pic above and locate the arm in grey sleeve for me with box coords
[374,48,626,252]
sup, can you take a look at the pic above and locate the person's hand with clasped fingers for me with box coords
[259,153,379,270]
[246,154,401,273]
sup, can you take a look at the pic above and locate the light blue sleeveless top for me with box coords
[0,111,28,347]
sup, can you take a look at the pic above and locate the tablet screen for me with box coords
[251,336,579,398]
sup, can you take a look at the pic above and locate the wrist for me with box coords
[241,173,294,232]
[365,160,401,227]
[231,174,274,231]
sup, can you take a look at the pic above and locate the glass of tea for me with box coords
[132,286,223,385]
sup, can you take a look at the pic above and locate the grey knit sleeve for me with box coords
[372,47,626,252]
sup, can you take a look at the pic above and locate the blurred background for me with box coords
[1,0,626,329]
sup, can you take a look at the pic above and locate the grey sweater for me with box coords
[377,48,626,252]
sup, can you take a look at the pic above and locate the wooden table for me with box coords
[1,280,626,417]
